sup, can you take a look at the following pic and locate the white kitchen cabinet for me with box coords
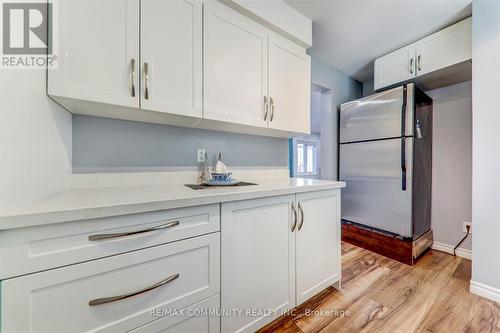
[374,17,471,91]
[48,0,139,108]
[268,33,311,133]
[140,0,202,117]
[48,0,311,137]
[203,1,268,128]
[295,190,341,304]
[374,44,416,91]
[1,233,220,332]
[221,195,296,333]
[0,204,219,280]
[204,2,310,134]
[221,190,341,332]
[415,17,472,77]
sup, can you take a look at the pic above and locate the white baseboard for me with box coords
[470,280,500,303]
[431,241,472,260]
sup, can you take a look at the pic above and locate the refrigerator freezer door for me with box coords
[339,138,414,237]
[340,84,414,143]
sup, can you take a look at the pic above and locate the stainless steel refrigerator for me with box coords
[339,83,432,239]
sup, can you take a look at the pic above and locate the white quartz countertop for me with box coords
[0,178,345,230]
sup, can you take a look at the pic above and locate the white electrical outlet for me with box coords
[197,148,206,163]
[463,221,472,234]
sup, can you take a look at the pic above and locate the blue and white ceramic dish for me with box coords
[211,172,232,182]
[203,179,239,186]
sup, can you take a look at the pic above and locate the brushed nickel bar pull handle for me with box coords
[264,96,269,121]
[89,273,179,306]
[130,58,136,97]
[417,55,422,71]
[270,97,275,122]
[409,58,414,74]
[298,201,304,231]
[291,202,297,232]
[144,62,149,100]
[88,220,180,241]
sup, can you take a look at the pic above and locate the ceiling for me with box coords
[285,0,472,82]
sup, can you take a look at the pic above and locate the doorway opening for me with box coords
[290,84,336,180]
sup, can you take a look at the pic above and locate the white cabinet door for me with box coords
[374,44,416,91]
[221,195,295,333]
[141,0,202,117]
[268,33,311,134]
[415,17,471,76]
[203,2,268,128]
[48,0,139,108]
[295,190,341,305]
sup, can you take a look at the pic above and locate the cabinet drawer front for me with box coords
[1,233,220,333]
[0,204,219,279]
[130,294,220,333]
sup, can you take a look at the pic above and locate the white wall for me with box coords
[471,0,500,301]
[427,81,472,251]
[0,69,72,213]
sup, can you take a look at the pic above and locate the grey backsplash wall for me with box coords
[73,57,362,175]
[73,115,288,173]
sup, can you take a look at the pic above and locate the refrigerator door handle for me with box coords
[401,84,408,191]
[401,137,407,191]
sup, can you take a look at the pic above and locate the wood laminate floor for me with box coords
[258,242,500,333]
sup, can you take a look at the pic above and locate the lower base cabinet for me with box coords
[1,234,220,332]
[1,189,341,333]
[221,195,296,333]
[221,190,341,333]
[296,190,341,304]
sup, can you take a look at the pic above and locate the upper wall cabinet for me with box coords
[374,17,472,91]
[204,2,268,128]
[374,44,416,95]
[268,33,310,133]
[49,0,202,118]
[204,2,311,134]
[415,17,472,77]
[48,0,140,108]
[140,0,202,118]
[48,0,311,138]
